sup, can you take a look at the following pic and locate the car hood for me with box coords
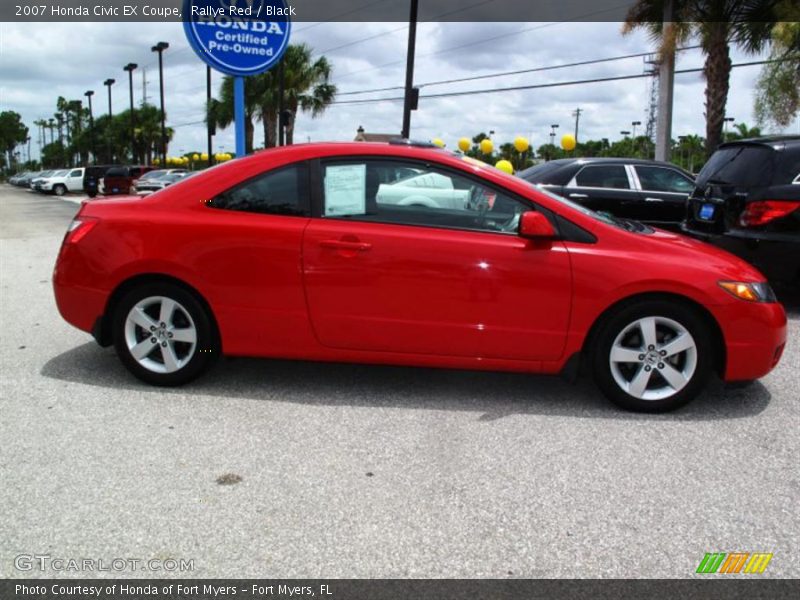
[635,227,766,281]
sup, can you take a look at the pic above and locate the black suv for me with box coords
[682,137,800,287]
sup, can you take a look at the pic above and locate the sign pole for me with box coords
[234,76,246,157]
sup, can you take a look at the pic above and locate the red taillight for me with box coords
[739,201,800,227]
[64,217,98,244]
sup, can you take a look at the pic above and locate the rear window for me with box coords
[696,145,775,187]
[105,167,128,177]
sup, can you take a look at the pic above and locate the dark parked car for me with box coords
[102,165,156,195]
[683,136,800,288]
[519,158,695,229]
[84,165,121,197]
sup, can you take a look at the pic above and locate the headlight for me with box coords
[718,281,777,303]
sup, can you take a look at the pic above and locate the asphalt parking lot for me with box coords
[1,183,798,579]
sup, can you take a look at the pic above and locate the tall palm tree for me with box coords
[277,44,337,145]
[623,0,777,157]
[208,76,259,153]
[210,44,337,152]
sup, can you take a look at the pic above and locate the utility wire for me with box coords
[326,59,783,106]
[337,45,702,96]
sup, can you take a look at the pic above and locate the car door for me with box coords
[632,165,695,227]
[66,169,84,192]
[560,163,640,219]
[302,158,572,362]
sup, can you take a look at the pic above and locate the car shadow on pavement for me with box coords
[41,342,773,421]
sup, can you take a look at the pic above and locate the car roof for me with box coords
[718,135,800,151]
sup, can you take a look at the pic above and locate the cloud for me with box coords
[0,20,792,162]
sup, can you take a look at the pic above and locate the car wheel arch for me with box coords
[579,291,726,378]
[97,274,221,351]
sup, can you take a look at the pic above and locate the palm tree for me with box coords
[208,76,259,153]
[210,44,337,152]
[277,44,337,145]
[623,0,777,157]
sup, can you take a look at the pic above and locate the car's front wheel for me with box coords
[53,184,67,196]
[112,283,218,386]
[592,300,714,412]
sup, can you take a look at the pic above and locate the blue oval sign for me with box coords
[183,0,292,76]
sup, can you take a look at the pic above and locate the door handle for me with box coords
[569,193,588,199]
[319,239,372,252]
[644,197,664,202]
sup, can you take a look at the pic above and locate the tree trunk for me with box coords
[264,111,277,148]
[246,117,254,154]
[703,23,732,158]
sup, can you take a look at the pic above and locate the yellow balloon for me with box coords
[225,153,232,160]
[495,159,514,175]
[153,157,160,165]
[513,136,530,153]
[201,152,209,161]
[479,138,494,155]
[432,138,445,148]
[192,153,199,161]
[457,137,471,152]
[561,133,576,151]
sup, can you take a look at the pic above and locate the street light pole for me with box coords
[123,63,138,163]
[103,78,115,162]
[151,42,169,166]
[723,117,735,141]
[631,120,641,139]
[84,90,95,164]
[549,124,559,161]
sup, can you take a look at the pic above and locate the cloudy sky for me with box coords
[2,19,798,160]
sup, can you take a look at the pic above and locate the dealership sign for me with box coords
[183,0,292,76]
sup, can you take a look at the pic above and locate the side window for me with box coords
[574,165,630,189]
[209,163,309,216]
[322,160,528,234]
[635,166,694,193]
[70,169,82,178]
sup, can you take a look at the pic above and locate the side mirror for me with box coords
[519,211,556,239]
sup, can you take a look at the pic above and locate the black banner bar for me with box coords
[2,579,799,600]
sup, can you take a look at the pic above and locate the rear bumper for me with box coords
[53,247,109,336]
[714,301,787,381]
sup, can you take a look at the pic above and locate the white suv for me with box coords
[37,168,85,196]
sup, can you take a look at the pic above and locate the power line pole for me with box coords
[572,107,583,143]
[655,0,675,161]
[401,0,419,138]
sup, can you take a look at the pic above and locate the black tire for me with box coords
[53,184,67,196]
[592,299,714,412]
[112,282,219,386]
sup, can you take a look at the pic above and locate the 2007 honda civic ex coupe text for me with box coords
[53,141,787,412]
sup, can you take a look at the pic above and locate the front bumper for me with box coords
[715,300,787,382]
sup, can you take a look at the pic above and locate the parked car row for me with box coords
[520,136,800,287]
[7,164,189,197]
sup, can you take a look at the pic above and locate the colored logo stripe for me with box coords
[696,552,773,574]
[744,553,773,574]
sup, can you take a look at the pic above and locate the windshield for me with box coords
[518,161,566,182]
[696,145,775,187]
[53,170,69,177]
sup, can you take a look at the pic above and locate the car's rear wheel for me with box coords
[112,283,218,386]
[53,184,66,196]
[592,300,714,412]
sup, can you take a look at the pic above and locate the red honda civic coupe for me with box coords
[53,141,787,412]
